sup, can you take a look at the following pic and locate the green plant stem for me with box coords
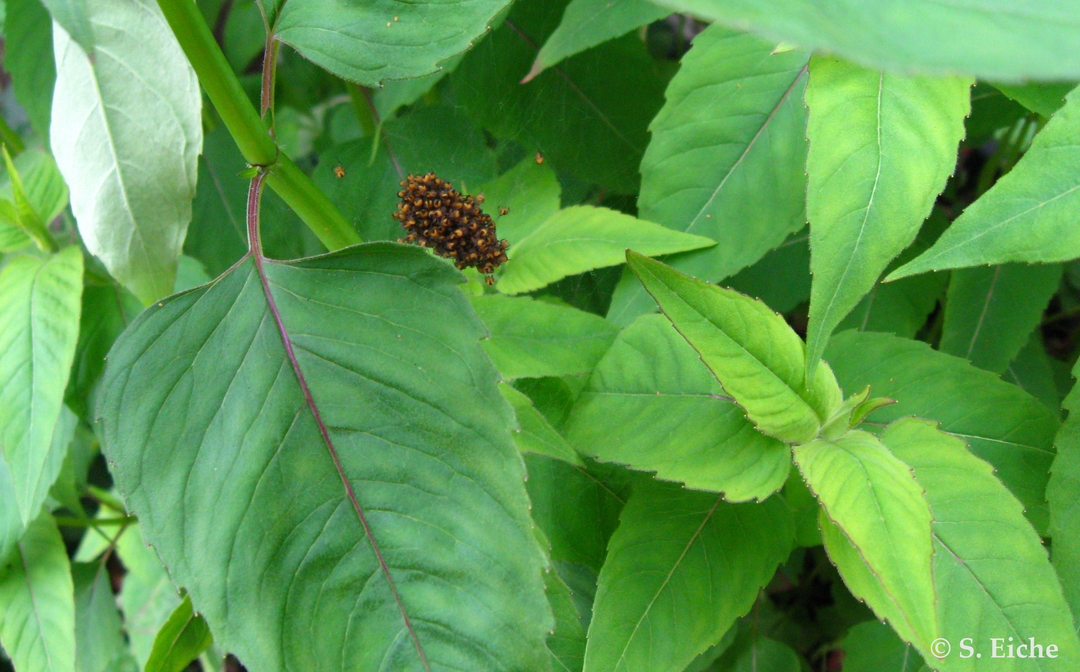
[265,154,361,249]
[157,0,276,166]
[0,115,25,155]
[157,0,360,249]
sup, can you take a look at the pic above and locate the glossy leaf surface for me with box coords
[100,244,552,672]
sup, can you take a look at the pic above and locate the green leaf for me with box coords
[1050,370,1080,628]
[650,0,1080,82]
[0,144,57,251]
[804,55,970,376]
[144,595,213,672]
[477,157,562,248]
[40,0,94,50]
[940,263,1062,374]
[313,106,496,244]
[502,384,584,466]
[627,251,842,444]
[794,430,938,653]
[608,25,811,325]
[525,0,670,81]
[50,0,202,305]
[841,620,920,672]
[0,247,83,524]
[583,479,793,672]
[725,229,810,315]
[0,148,68,253]
[1003,333,1062,414]
[498,206,715,295]
[544,569,587,672]
[889,89,1080,279]
[6,0,55,139]
[995,82,1076,118]
[453,0,665,193]
[826,330,1060,534]
[565,314,790,501]
[0,512,76,672]
[883,418,1080,670]
[708,634,802,672]
[99,244,552,671]
[373,53,466,121]
[471,294,617,380]
[72,561,129,672]
[276,0,510,86]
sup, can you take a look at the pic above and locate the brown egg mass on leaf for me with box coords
[393,173,509,277]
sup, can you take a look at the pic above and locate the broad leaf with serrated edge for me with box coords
[1050,367,1080,628]
[609,25,810,325]
[886,418,1080,671]
[649,0,1080,82]
[0,512,75,672]
[99,243,552,672]
[565,314,790,501]
[825,330,1059,534]
[889,89,1080,280]
[794,430,938,653]
[0,247,82,525]
[50,0,201,304]
[498,206,715,295]
[940,263,1062,374]
[627,251,842,444]
[472,294,617,380]
[276,0,510,86]
[804,55,970,376]
[583,479,793,672]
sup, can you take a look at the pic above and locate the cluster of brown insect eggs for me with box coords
[393,172,509,278]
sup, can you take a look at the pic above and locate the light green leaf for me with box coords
[995,82,1075,119]
[144,595,213,672]
[583,479,793,672]
[471,294,617,380]
[40,0,93,49]
[313,106,496,244]
[627,251,842,444]
[608,25,810,325]
[276,0,510,86]
[0,248,82,524]
[565,314,790,501]
[0,512,76,672]
[841,620,920,672]
[1050,370,1080,628]
[825,330,1060,534]
[940,263,1062,374]
[477,157,562,248]
[113,525,179,665]
[453,0,665,193]
[99,244,552,672]
[889,89,1080,279]
[884,418,1080,671]
[498,206,715,295]
[6,0,55,139]
[525,0,669,81]
[502,384,584,466]
[795,430,938,653]
[650,0,1080,82]
[0,148,68,253]
[0,144,57,251]
[73,561,129,672]
[50,0,201,305]
[804,55,970,375]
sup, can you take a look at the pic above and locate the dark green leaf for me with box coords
[1002,334,1062,414]
[1050,371,1080,628]
[502,384,583,466]
[841,620,919,672]
[995,82,1076,118]
[144,595,213,672]
[5,0,55,139]
[100,244,552,671]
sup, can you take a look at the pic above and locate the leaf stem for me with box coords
[0,115,25,155]
[157,0,360,249]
